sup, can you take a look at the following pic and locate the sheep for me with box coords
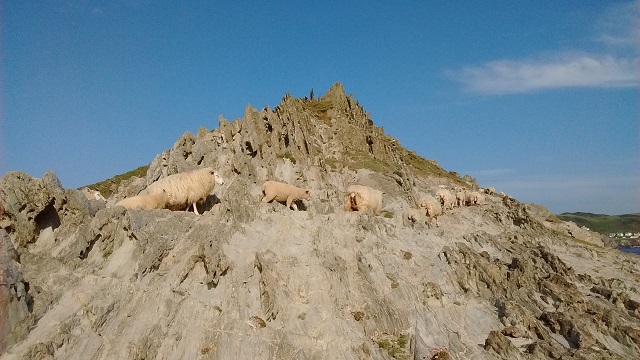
[485,187,495,195]
[435,188,455,210]
[465,191,483,206]
[418,195,442,228]
[404,208,424,227]
[81,187,106,201]
[455,191,466,207]
[343,191,364,212]
[261,180,310,210]
[344,185,383,215]
[143,167,224,214]
[115,190,170,210]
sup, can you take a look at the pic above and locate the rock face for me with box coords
[0,229,33,353]
[1,83,639,359]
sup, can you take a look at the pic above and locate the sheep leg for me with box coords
[192,202,200,215]
[343,196,353,211]
[286,196,297,210]
[261,193,276,203]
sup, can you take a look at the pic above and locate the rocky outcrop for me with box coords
[0,230,33,353]
[1,84,638,359]
[526,203,607,247]
[0,171,103,248]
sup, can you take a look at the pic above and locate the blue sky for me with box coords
[2,1,638,215]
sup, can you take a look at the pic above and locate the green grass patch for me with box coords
[83,165,149,198]
[556,212,640,234]
[375,334,410,359]
[382,210,394,219]
[277,151,297,164]
[346,152,395,174]
[303,99,334,122]
[323,156,342,170]
[545,214,563,223]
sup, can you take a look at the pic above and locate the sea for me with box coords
[618,247,640,255]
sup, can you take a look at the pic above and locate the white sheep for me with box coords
[261,181,310,210]
[344,185,383,215]
[435,189,455,210]
[115,190,170,210]
[455,190,466,207]
[418,195,442,228]
[81,187,106,201]
[404,208,424,227]
[465,191,483,206]
[143,167,224,214]
[485,187,495,195]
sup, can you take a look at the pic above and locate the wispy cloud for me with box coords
[448,2,640,95]
[594,1,639,47]
[449,54,639,94]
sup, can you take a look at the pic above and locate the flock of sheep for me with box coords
[410,187,496,228]
[85,167,499,227]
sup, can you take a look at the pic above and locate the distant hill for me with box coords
[556,212,640,235]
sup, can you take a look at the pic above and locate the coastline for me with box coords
[618,246,640,255]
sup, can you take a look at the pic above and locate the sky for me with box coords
[2,1,638,215]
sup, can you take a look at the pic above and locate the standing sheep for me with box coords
[344,185,383,215]
[143,167,224,214]
[343,191,364,212]
[465,191,483,206]
[418,195,442,228]
[261,181,310,210]
[455,191,466,207]
[435,189,455,210]
[485,187,496,195]
[115,190,171,210]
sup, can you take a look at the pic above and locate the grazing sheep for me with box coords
[485,187,495,195]
[261,180,310,210]
[418,195,442,228]
[435,189,455,210]
[344,185,383,215]
[144,167,224,214]
[115,190,170,210]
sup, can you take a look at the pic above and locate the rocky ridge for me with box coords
[1,83,638,359]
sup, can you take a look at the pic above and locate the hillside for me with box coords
[557,212,640,235]
[1,83,639,360]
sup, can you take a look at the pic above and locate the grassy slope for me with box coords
[81,165,149,198]
[556,212,640,235]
